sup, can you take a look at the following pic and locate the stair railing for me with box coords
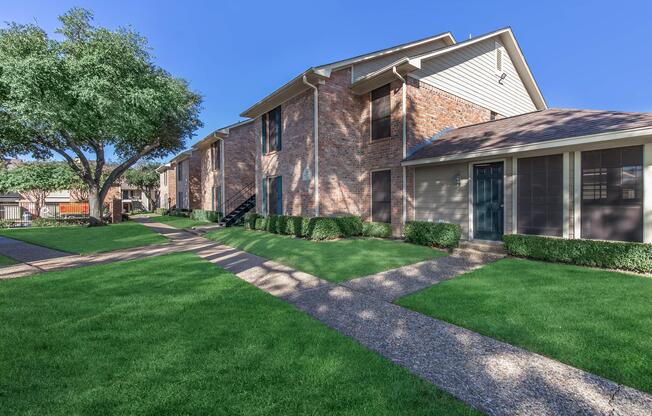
[217,182,255,220]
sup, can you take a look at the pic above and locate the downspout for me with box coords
[220,138,225,214]
[393,67,408,227]
[302,75,320,217]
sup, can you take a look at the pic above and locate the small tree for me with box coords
[0,162,74,216]
[124,162,160,210]
[0,8,202,225]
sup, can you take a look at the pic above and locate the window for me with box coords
[490,111,498,121]
[517,155,563,236]
[371,170,391,223]
[263,176,282,215]
[211,140,221,171]
[262,106,282,154]
[371,85,391,140]
[122,190,129,200]
[176,161,182,181]
[212,186,222,212]
[163,172,167,186]
[581,146,643,242]
[177,192,183,209]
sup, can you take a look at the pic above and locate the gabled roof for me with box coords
[240,32,455,118]
[350,27,546,110]
[404,108,652,165]
[192,118,254,149]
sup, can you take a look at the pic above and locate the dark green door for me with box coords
[473,162,504,241]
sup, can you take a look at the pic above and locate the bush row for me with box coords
[33,218,90,227]
[361,222,392,238]
[404,221,462,249]
[154,208,168,215]
[190,209,222,222]
[503,234,652,273]
[245,213,369,241]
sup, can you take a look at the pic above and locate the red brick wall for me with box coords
[256,89,315,216]
[253,68,494,236]
[224,122,256,206]
[188,152,202,210]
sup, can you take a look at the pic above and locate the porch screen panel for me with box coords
[581,146,643,242]
[517,154,563,236]
[371,170,391,223]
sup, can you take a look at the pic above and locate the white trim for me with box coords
[511,157,518,234]
[402,126,652,167]
[402,166,407,225]
[302,76,320,217]
[644,143,652,243]
[573,151,582,239]
[562,152,570,238]
[468,159,507,241]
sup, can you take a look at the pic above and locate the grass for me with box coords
[0,253,478,416]
[205,227,445,282]
[0,254,18,267]
[150,215,210,229]
[397,258,652,394]
[0,222,167,255]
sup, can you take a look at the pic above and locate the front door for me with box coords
[473,162,504,240]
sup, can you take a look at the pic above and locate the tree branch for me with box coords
[99,140,161,199]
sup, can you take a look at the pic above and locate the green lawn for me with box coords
[150,215,210,229]
[0,253,478,416]
[0,222,167,255]
[205,227,445,282]
[0,254,18,267]
[397,258,652,394]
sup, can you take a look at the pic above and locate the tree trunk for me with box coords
[88,185,105,226]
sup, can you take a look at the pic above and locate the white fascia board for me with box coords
[350,58,421,95]
[402,127,652,167]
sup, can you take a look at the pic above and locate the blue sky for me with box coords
[3,0,651,160]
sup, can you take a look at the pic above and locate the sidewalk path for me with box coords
[4,220,652,415]
[0,235,71,263]
[341,250,503,301]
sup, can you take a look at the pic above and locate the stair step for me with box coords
[458,240,505,255]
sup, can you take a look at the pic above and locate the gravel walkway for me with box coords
[341,250,503,301]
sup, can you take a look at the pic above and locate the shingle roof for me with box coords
[405,108,652,162]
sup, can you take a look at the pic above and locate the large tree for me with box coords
[124,162,160,210]
[0,8,202,224]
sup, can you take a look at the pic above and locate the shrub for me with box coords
[301,217,312,238]
[190,209,221,222]
[31,217,90,227]
[305,217,344,240]
[274,215,289,234]
[503,234,652,273]
[0,219,14,228]
[404,221,461,249]
[362,221,392,238]
[155,208,168,215]
[284,216,304,237]
[335,216,363,237]
[169,208,190,217]
[244,212,260,230]
[266,215,279,233]
[254,217,268,231]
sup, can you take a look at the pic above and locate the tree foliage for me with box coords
[0,8,202,223]
[0,162,79,213]
[124,162,160,209]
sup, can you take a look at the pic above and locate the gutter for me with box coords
[392,66,408,226]
[302,75,320,217]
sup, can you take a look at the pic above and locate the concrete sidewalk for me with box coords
[0,236,71,263]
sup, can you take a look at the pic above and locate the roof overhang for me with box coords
[240,68,331,118]
[350,58,421,95]
[168,150,192,165]
[155,163,170,173]
[192,119,255,149]
[402,126,652,167]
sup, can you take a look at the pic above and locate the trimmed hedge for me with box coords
[503,234,652,273]
[284,216,304,237]
[404,221,461,249]
[244,213,260,230]
[190,209,222,222]
[335,216,363,237]
[254,217,268,231]
[362,222,392,238]
[31,218,90,227]
[155,208,167,215]
[305,217,344,240]
[169,209,190,217]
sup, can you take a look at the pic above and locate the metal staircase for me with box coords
[218,182,256,227]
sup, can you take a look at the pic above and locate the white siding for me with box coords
[411,39,537,117]
[352,39,448,82]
